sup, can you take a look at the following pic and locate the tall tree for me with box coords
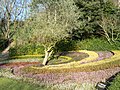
[98,0,120,44]
[72,0,120,40]
[0,0,30,54]
[20,0,79,65]
[72,0,103,39]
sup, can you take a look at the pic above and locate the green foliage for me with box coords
[20,0,79,65]
[22,0,79,47]
[76,38,120,51]
[0,77,49,90]
[72,0,119,39]
[108,74,120,90]
[9,44,44,56]
[53,38,120,52]
[52,83,96,90]
[9,37,120,56]
[98,0,120,43]
[55,39,78,52]
[10,55,44,59]
[0,39,8,52]
[72,0,102,39]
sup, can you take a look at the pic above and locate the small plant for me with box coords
[9,44,44,56]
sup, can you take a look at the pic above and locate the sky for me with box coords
[15,0,32,21]
[0,0,32,21]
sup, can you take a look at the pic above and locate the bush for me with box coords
[55,38,120,52]
[10,44,44,56]
[76,38,120,51]
[55,39,77,52]
[9,38,120,56]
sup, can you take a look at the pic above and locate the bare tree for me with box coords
[0,0,30,54]
[98,14,120,44]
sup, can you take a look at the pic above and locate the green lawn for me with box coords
[108,73,120,90]
[0,77,49,90]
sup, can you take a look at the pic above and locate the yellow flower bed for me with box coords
[57,56,72,62]
[22,50,120,74]
[10,54,44,59]
[10,54,72,63]
[31,50,99,69]
[78,50,98,63]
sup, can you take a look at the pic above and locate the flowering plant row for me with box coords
[22,50,118,74]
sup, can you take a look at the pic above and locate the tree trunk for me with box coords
[42,47,53,65]
[42,50,49,65]
[2,41,14,55]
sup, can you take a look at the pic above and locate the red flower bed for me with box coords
[0,62,40,68]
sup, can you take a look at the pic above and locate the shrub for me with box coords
[76,38,120,51]
[55,39,77,52]
[9,38,120,56]
[10,55,44,59]
[55,38,120,52]
[9,44,44,56]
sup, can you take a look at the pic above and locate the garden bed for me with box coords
[0,50,119,87]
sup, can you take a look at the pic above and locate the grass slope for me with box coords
[0,77,49,90]
[108,74,120,90]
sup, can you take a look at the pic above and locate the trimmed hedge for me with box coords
[10,54,44,59]
[8,51,89,65]
[0,55,73,66]
[22,60,120,74]
[9,44,44,56]
[22,51,120,74]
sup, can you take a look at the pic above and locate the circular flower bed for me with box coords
[21,50,119,74]
[16,50,120,85]
[48,51,89,65]
[0,50,119,86]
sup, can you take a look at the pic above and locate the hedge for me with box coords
[22,50,120,74]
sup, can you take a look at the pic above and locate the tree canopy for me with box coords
[18,0,79,65]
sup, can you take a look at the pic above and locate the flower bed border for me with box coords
[22,50,120,74]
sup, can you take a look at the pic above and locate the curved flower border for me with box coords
[29,50,120,72]
[31,50,99,69]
